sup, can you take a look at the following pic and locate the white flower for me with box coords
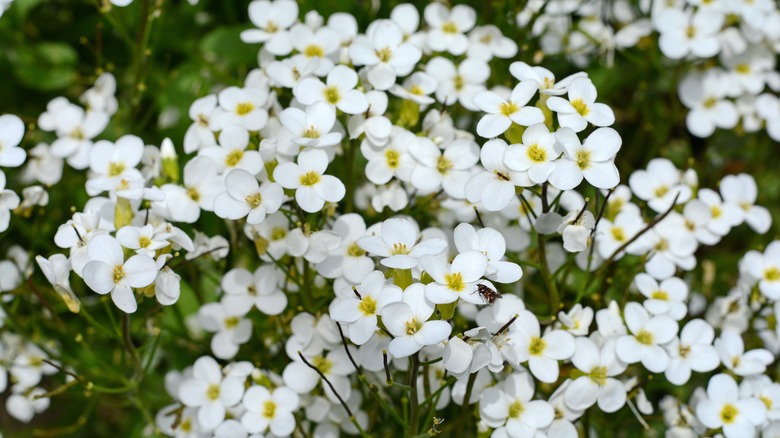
[6,387,49,423]
[157,156,223,223]
[349,20,421,90]
[360,127,417,185]
[289,24,340,75]
[282,348,353,403]
[40,98,108,169]
[549,127,621,190]
[634,273,688,320]
[409,137,479,199]
[0,172,20,233]
[467,25,517,61]
[504,123,558,185]
[422,251,488,305]
[423,3,475,55]
[466,139,530,212]
[511,309,575,383]
[453,223,523,283]
[719,173,771,234]
[199,125,264,175]
[679,71,739,138]
[640,212,698,280]
[178,356,245,430]
[564,337,627,413]
[557,304,593,336]
[696,374,766,438]
[116,224,169,257]
[664,319,719,385]
[715,329,773,376]
[479,372,554,436]
[294,65,368,114]
[241,385,299,436]
[382,283,451,358]
[657,9,723,60]
[280,101,343,148]
[546,77,615,132]
[558,210,595,253]
[82,234,158,313]
[273,148,344,213]
[330,270,402,345]
[214,169,284,225]
[426,57,489,111]
[35,254,79,312]
[241,0,299,55]
[473,82,545,138]
[615,302,678,373]
[389,72,438,105]
[199,301,253,359]
[221,265,287,316]
[357,217,447,269]
[316,213,375,283]
[0,114,26,168]
[218,86,269,131]
[509,62,587,96]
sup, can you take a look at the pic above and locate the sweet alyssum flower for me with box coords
[217,86,269,131]
[504,123,558,185]
[241,385,299,436]
[349,19,421,90]
[548,127,621,191]
[280,101,343,148]
[273,148,345,213]
[479,371,554,437]
[179,356,245,430]
[423,3,475,55]
[199,125,263,175]
[696,373,767,438]
[357,217,447,269]
[511,309,575,383]
[409,137,479,199]
[664,319,719,385]
[421,251,488,305]
[466,139,530,212]
[82,234,158,313]
[546,77,615,132]
[240,0,299,55]
[615,302,678,373]
[565,337,627,413]
[330,270,402,345]
[214,169,284,225]
[382,283,452,358]
[473,82,545,138]
[294,65,368,115]
[0,114,26,168]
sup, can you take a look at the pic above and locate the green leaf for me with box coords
[199,25,258,68]
[12,41,77,91]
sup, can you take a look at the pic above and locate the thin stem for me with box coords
[537,233,560,314]
[298,351,360,431]
[383,350,393,385]
[408,353,420,438]
[493,313,519,337]
[336,322,361,376]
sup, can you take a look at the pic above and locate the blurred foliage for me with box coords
[0,0,779,437]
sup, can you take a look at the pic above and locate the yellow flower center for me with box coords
[526,144,547,163]
[187,187,201,202]
[245,193,262,209]
[70,127,85,140]
[235,102,254,116]
[571,98,590,116]
[711,205,722,218]
[410,85,424,95]
[686,26,696,39]
[138,236,151,248]
[588,366,607,385]
[528,336,546,356]
[108,162,126,177]
[266,21,279,33]
[655,239,669,251]
[454,75,464,91]
[385,149,400,169]
[765,267,780,281]
[442,21,458,33]
[304,45,324,58]
[347,242,365,257]
[444,272,464,292]
[375,47,392,62]
[312,356,332,374]
[206,384,220,401]
[113,265,125,284]
[224,316,240,329]
[508,400,524,418]
[635,329,654,345]
[679,344,691,358]
[271,227,287,241]
[575,149,591,170]
[406,318,423,335]
[651,290,668,300]
[299,171,321,186]
[720,403,738,424]
[323,86,341,105]
[703,97,717,109]
[302,126,320,139]
[263,400,277,419]
[736,63,750,74]
[358,295,378,316]
[391,243,409,255]
[611,227,626,242]
[436,156,453,174]
[761,395,772,410]
[225,149,244,167]
[500,101,519,117]
[654,185,669,198]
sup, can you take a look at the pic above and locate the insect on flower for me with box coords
[475,282,502,305]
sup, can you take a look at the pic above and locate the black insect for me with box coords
[475,283,502,305]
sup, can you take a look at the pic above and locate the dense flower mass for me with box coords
[0,0,779,437]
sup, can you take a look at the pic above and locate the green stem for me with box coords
[537,233,561,315]
[455,373,478,438]
[408,353,420,438]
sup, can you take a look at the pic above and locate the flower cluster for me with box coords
[0,0,778,437]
